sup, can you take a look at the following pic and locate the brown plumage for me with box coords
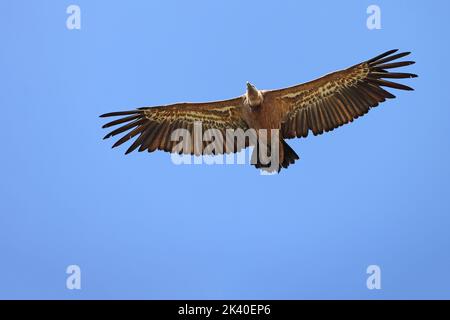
[100,49,417,172]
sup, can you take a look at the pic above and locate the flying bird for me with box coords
[100,49,416,172]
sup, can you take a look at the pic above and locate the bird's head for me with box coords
[246,81,256,91]
[245,81,263,108]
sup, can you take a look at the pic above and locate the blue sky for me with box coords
[0,0,449,299]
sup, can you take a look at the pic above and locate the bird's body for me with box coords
[101,50,417,172]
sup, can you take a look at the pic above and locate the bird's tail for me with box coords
[252,139,300,173]
[281,140,300,169]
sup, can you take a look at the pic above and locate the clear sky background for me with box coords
[1,0,449,299]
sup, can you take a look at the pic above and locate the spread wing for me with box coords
[100,97,250,155]
[267,50,417,138]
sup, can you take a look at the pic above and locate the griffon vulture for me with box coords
[100,50,416,172]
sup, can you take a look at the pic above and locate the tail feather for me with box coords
[281,140,300,169]
[252,140,299,173]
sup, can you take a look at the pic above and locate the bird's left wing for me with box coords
[266,50,417,138]
[100,97,250,155]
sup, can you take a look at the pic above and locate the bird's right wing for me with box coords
[266,50,417,139]
[100,97,250,155]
